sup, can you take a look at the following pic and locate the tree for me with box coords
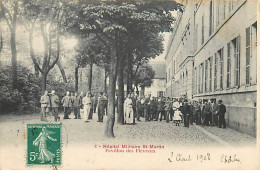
[133,63,155,96]
[76,34,110,93]
[65,0,182,137]
[22,0,68,93]
[0,0,19,89]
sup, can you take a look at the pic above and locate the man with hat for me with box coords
[73,92,81,119]
[97,92,107,122]
[217,100,226,128]
[182,99,192,127]
[40,90,50,121]
[61,91,72,119]
[50,90,60,122]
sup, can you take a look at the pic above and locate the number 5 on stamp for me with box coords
[27,124,61,165]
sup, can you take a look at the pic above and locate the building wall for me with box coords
[165,0,257,136]
[145,78,166,97]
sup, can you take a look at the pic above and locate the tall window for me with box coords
[209,57,213,91]
[198,66,201,93]
[219,48,224,89]
[233,36,240,87]
[214,54,218,90]
[209,0,213,36]
[228,0,233,12]
[246,27,251,85]
[201,15,204,45]
[205,60,208,92]
[201,63,204,93]
[227,43,231,88]
[216,0,220,27]
[195,67,197,94]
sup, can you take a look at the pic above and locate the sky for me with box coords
[149,32,171,63]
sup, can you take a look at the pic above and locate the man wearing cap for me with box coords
[40,90,50,121]
[61,91,72,119]
[50,90,60,122]
[217,100,226,128]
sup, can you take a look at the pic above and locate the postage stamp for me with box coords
[27,124,61,166]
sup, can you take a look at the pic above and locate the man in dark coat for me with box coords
[157,97,165,121]
[144,96,151,121]
[202,100,212,126]
[217,100,226,128]
[149,97,157,121]
[182,99,192,127]
[97,92,107,122]
[72,92,81,119]
[193,101,201,125]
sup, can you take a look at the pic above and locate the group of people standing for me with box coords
[40,90,227,129]
[40,90,107,122]
[122,94,227,129]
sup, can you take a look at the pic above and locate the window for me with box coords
[205,60,208,92]
[157,91,164,97]
[227,43,231,88]
[219,48,224,89]
[201,15,204,45]
[195,24,198,51]
[209,0,213,36]
[214,54,218,90]
[198,65,201,93]
[228,0,233,12]
[201,63,204,93]
[195,67,197,94]
[216,0,220,26]
[246,27,251,85]
[168,68,170,82]
[232,36,240,87]
[209,57,213,91]
[173,60,176,74]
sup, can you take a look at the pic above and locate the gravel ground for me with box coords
[0,112,255,147]
[0,112,257,169]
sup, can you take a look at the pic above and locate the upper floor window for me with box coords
[201,14,205,45]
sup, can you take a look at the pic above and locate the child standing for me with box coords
[173,108,182,126]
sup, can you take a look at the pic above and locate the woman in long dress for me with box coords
[124,94,134,124]
[33,126,57,163]
[83,92,92,122]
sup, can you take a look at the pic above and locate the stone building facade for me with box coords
[165,0,257,136]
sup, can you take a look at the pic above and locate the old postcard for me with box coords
[0,0,259,170]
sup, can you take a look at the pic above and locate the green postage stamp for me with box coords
[27,124,61,166]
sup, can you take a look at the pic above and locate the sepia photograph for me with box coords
[0,0,259,170]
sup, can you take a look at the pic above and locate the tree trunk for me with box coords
[75,66,79,93]
[0,26,2,53]
[104,70,107,93]
[104,45,117,138]
[10,30,17,89]
[41,72,47,94]
[140,86,145,97]
[135,85,139,96]
[126,53,131,95]
[87,62,93,93]
[57,60,67,83]
[117,56,124,124]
